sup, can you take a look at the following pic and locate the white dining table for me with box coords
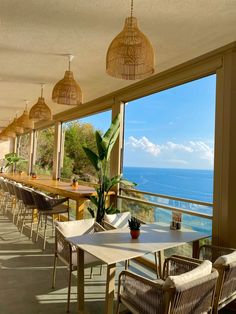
[68,223,209,314]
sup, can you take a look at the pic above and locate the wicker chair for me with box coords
[52,218,105,313]
[198,244,236,313]
[103,212,161,278]
[32,190,70,250]
[116,255,218,314]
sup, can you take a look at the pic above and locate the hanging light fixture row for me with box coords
[1,0,155,140]
[106,0,155,80]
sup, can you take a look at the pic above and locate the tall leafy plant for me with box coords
[83,114,135,223]
[4,152,27,173]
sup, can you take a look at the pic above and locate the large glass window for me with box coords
[121,75,216,233]
[17,133,30,173]
[34,126,55,176]
[60,110,111,183]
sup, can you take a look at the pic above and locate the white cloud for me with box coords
[127,136,161,157]
[126,136,214,166]
[164,141,194,153]
[168,159,189,165]
[189,141,214,162]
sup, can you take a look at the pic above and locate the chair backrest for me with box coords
[213,251,236,309]
[56,219,96,238]
[20,187,35,207]
[12,183,23,201]
[163,260,218,314]
[0,179,8,193]
[199,244,235,262]
[55,219,96,265]
[5,181,15,196]
[104,212,131,228]
[31,191,52,210]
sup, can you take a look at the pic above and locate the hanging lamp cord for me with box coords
[40,84,44,98]
[68,55,74,71]
[25,100,28,110]
[130,0,134,26]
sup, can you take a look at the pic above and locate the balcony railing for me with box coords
[118,187,213,234]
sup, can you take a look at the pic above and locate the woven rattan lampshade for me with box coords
[106,0,155,80]
[17,103,34,130]
[9,118,24,134]
[29,85,52,122]
[1,127,16,138]
[52,55,82,105]
[0,134,8,141]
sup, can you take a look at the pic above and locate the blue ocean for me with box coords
[123,167,213,233]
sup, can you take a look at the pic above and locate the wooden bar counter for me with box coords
[1,173,99,219]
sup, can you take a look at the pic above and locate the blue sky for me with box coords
[80,74,216,170]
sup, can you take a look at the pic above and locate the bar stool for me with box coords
[12,183,24,224]
[0,178,9,214]
[19,187,37,238]
[32,191,70,250]
[4,181,16,216]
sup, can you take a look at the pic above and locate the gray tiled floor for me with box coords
[0,211,235,314]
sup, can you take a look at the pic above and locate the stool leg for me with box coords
[67,267,72,313]
[52,253,58,289]
[35,212,41,243]
[30,209,35,239]
[43,215,48,250]
[16,203,21,227]
[20,207,27,235]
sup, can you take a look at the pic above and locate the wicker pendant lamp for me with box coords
[52,55,82,105]
[0,133,8,141]
[17,101,34,130]
[106,0,155,80]
[8,117,24,134]
[1,127,16,138]
[29,84,52,122]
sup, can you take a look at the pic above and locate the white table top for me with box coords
[68,223,209,265]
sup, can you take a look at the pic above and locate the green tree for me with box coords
[62,121,100,180]
[35,127,54,172]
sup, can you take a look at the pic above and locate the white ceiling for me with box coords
[0,0,235,127]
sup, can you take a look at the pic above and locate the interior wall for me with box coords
[0,140,11,159]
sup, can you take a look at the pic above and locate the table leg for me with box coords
[77,248,84,314]
[76,198,86,220]
[192,240,200,258]
[105,263,116,314]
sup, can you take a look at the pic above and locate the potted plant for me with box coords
[31,172,37,179]
[82,114,136,224]
[71,177,79,190]
[4,152,27,173]
[128,217,141,239]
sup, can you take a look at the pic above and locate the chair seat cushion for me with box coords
[214,251,236,266]
[164,260,212,289]
[104,212,131,228]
